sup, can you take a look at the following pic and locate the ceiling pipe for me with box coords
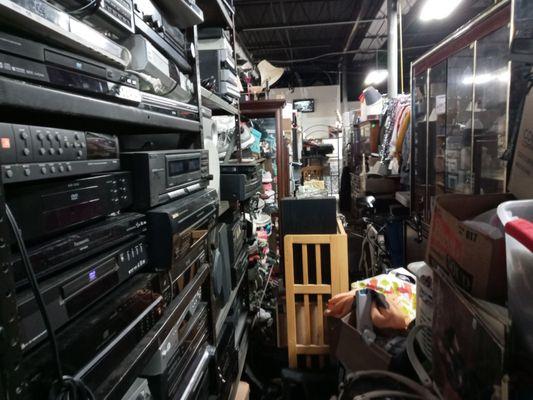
[240,18,385,32]
[387,0,398,98]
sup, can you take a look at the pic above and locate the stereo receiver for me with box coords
[0,123,120,183]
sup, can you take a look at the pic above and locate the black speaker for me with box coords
[280,197,337,235]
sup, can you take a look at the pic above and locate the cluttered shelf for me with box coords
[201,87,239,115]
[196,0,234,29]
[0,76,202,133]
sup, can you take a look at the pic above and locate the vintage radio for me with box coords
[18,237,148,351]
[6,171,132,242]
[219,161,262,201]
[147,188,217,271]
[24,274,164,396]
[121,149,210,210]
[0,31,140,104]
[11,212,146,289]
[0,123,120,183]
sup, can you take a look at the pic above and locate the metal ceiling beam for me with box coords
[235,0,344,5]
[239,18,385,32]
[249,43,331,52]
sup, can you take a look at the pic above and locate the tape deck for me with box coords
[121,149,210,210]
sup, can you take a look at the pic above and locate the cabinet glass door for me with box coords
[472,25,510,194]
[445,45,475,194]
[413,72,428,218]
[428,61,447,221]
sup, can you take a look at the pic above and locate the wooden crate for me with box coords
[284,218,349,369]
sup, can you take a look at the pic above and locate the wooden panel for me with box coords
[284,218,349,369]
[284,236,298,367]
[295,345,329,355]
[293,284,331,294]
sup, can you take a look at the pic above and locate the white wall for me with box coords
[269,85,341,139]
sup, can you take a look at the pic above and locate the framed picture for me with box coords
[293,99,315,113]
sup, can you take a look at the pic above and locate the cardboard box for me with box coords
[328,313,391,372]
[426,193,512,303]
[432,271,506,400]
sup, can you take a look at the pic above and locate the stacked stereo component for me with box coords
[0,0,243,399]
[198,28,240,104]
[0,0,202,121]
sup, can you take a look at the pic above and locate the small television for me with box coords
[293,99,315,113]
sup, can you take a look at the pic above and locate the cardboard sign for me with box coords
[509,90,533,199]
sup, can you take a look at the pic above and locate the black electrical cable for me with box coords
[5,204,95,400]
[67,0,101,17]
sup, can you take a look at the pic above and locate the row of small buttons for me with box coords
[4,164,74,179]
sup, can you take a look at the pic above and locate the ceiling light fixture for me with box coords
[420,0,463,22]
[364,69,388,86]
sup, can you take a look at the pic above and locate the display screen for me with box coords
[168,158,201,177]
[86,133,119,159]
[293,99,315,113]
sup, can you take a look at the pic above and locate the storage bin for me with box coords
[497,200,533,359]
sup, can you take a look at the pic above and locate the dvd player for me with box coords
[18,236,148,351]
[121,149,209,210]
[0,123,120,183]
[11,213,147,289]
[24,274,164,395]
[139,92,199,120]
[147,188,217,271]
[6,171,132,242]
[0,0,131,67]
[0,31,141,104]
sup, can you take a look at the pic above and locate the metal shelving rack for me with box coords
[196,2,250,399]
[0,1,207,398]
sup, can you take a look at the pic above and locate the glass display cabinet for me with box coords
[410,0,512,230]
